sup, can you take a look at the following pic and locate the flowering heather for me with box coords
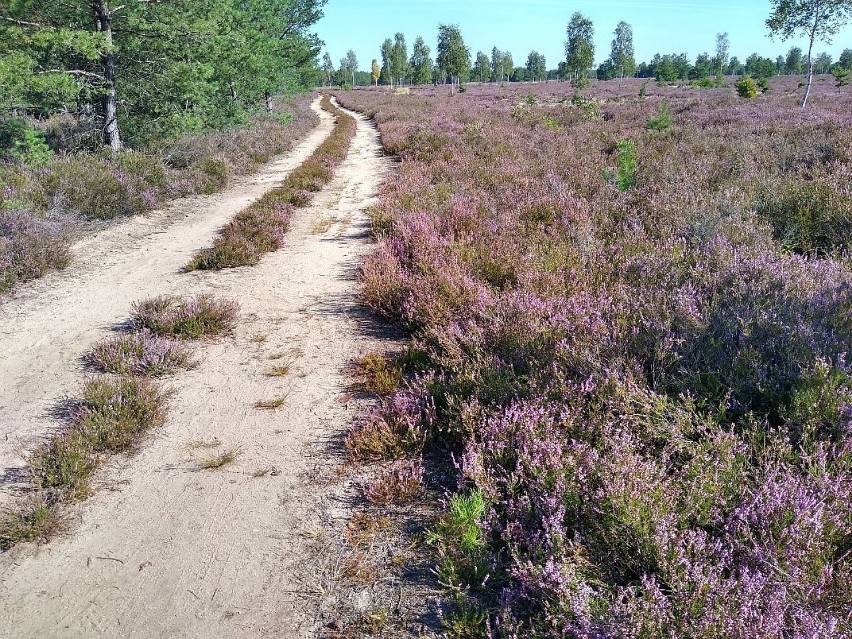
[130,294,238,338]
[337,77,852,637]
[0,209,69,292]
[88,330,195,376]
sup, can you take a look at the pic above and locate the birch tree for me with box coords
[767,0,852,106]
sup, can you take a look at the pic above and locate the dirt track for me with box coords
[0,100,390,637]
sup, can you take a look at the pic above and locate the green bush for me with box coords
[736,75,759,98]
[646,101,673,130]
[615,140,638,192]
[0,119,53,167]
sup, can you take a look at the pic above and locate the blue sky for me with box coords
[315,0,852,71]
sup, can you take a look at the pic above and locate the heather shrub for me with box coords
[200,157,228,193]
[366,459,425,505]
[130,294,239,338]
[355,352,404,395]
[40,155,154,219]
[755,178,852,255]
[88,330,195,376]
[29,375,168,497]
[0,209,70,292]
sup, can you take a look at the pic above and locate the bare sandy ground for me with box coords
[0,102,391,637]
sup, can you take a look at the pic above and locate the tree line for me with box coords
[0,0,327,150]
[324,1,852,106]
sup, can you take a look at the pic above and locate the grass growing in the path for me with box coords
[30,376,169,496]
[198,447,241,470]
[254,395,289,410]
[265,362,292,377]
[131,294,238,338]
[88,330,195,376]
[1,292,238,550]
[184,95,357,271]
[0,497,62,549]
[0,375,168,549]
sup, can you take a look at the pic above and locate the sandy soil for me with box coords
[0,101,393,637]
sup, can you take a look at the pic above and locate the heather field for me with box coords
[337,77,852,638]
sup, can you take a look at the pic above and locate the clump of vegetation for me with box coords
[88,330,195,376]
[29,376,168,498]
[198,447,241,470]
[366,459,425,506]
[254,396,289,410]
[130,294,239,339]
[344,413,426,462]
[736,75,759,98]
[645,100,672,130]
[185,95,357,271]
[0,209,70,293]
[0,497,62,549]
[427,490,489,594]
[354,352,404,395]
[614,140,638,191]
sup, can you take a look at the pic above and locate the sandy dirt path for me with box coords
[0,99,333,504]
[0,103,390,637]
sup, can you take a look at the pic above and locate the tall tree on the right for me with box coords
[767,0,852,106]
[610,21,636,78]
[565,11,595,81]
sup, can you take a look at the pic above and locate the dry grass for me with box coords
[311,217,334,234]
[266,362,292,377]
[365,460,425,506]
[252,465,279,478]
[187,437,222,450]
[254,395,289,410]
[131,294,239,339]
[345,511,392,549]
[198,447,241,470]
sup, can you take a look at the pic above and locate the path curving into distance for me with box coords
[0,101,391,637]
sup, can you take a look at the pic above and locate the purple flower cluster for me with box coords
[0,209,70,292]
[88,329,195,376]
[337,79,852,636]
